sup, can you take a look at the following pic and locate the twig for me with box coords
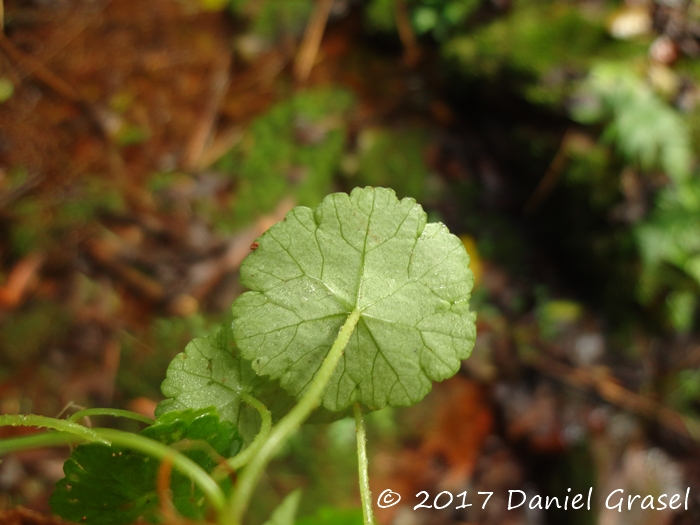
[182,53,231,171]
[394,0,420,66]
[156,455,177,520]
[83,238,165,303]
[0,33,81,103]
[530,356,700,441]
[524,129,572,216]
[0,32,110,138]
[0,253,44,309]
[196,126,243,169]
[294,0,334,83]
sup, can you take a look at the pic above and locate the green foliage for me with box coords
[263,490,301,525]
[636,181,700,313]
[350,128,430,201]
[51,408,241,524]
[157,325,295,444]
[214,89,354,231]
[232,187,476,411]
[228,0,313,40]
[366,0,480,40]
[574,63,693,183]
[444,1,618,103]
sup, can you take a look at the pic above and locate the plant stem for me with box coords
[225,308,362,525]
[96,428,226,513]
[67,408,155,425]
[0,420,226,513]
[217,394,271,475]
[0,431,83,455]
[0,414,110,445]
[354,403,375,525]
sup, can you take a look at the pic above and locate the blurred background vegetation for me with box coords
[1,0,700,524]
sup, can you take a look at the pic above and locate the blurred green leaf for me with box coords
[574,63,692,183]
[667,290,697,333]
[263,490,302,525]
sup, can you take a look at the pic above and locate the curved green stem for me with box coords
[215,394,271,478]
[0,414,110,445]
[354,403,375,525]
[0,419,225,513]
[68,408,155,425]
[96,428,226,513]
[0,431,83,455]
[225,308,362,525]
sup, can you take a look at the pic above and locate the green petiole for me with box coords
[67,408,155,425]
[0,416,225,514]
[354,403,375,525]
[0,414,110,446]
[216,393,272,477]
[225,308,362,525]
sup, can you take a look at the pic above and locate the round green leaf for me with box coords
[232,187,476,411]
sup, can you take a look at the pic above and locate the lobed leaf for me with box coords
[232,187,476,411]
[51,408,240,525]
[157,326,296,444]
[157,326,349,444]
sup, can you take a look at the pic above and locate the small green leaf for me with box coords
[263,490,302,525]
[233,187,476,411]
[51,408,240,525]
[157,326,296,444]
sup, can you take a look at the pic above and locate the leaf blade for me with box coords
[233,187,476,411]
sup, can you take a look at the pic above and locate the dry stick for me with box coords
[182,52,232,171]
[157,456,177,520]
[294,0,334,83]
[0,253,44,309]
[394,0,420,66]
[531,356,700,441]
[524,129,572,216]
[0,34,81,103]
[83,239,165,303]
[0,33,110,138]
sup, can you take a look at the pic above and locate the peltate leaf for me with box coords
[51,408,240,525]
[232,186,476,411]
